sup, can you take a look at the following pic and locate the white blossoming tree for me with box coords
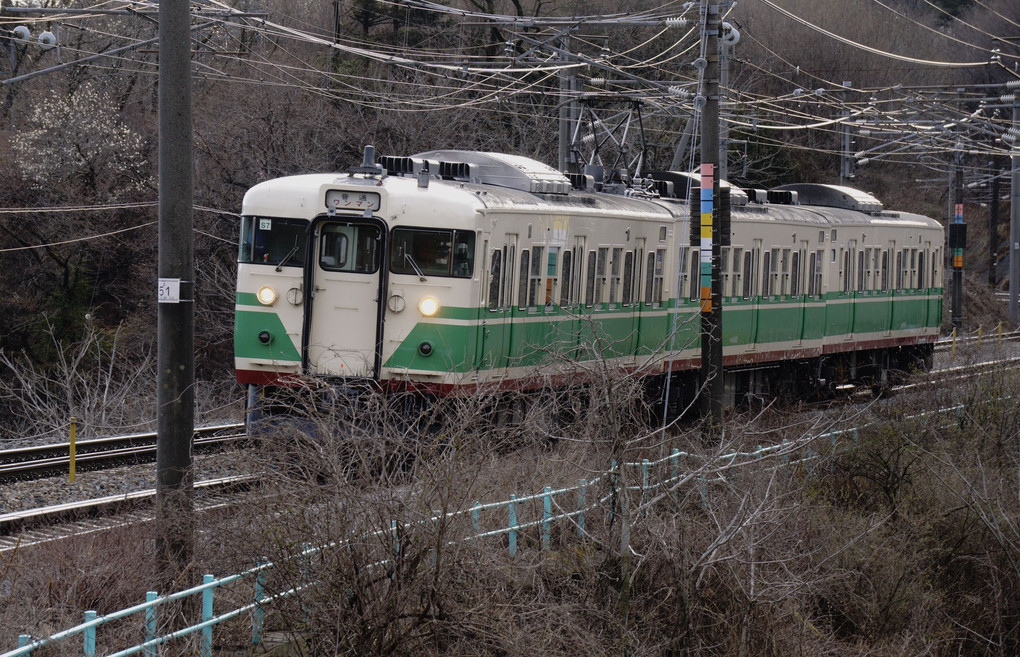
[11,82,152,197]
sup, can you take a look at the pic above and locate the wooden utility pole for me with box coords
[156,0,195,591]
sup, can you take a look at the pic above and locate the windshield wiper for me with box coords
[275,238,300,272]
[404,252,427,281]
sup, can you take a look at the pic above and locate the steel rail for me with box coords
[0,423,245,482]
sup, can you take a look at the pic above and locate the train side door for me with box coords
[479,234,516,377]
[304,217,386,379]
[747,240,762,349]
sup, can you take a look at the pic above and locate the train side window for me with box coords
[622,251,634,306]
[609,247,622,304]
[743,251,753,299]
[545,247,558,306]
[731,248,743,298]
[518,249,530,311]
[528,246,545,309]
[913,247,922,289]
[689,249,699,302]
[918,251,926,289]
[857,251,865,291]
[719,248,729,297]
[791,251,800,297]
[762,251,772,297]
[842,250,851,293]
[585,250,597,307]
[594,248,608,305]
[895,251,904,291]
[807,252,816,297]
[652,249,665,306]
[560,249,573,306]
[633,246,644,304]
[645,252,655,305]
[881,251,889,291]
[781,248,790,296]
[772,248,781,295]
[488,250,503,310]
[678,248,689,301]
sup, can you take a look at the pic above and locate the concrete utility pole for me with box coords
[557,33,577,173]
[699,1,724,432]
[840,81,853,185]
[156,0,195,591]
[1011,92,1020,324]
[951,154,964,329]
[989,158,999,289]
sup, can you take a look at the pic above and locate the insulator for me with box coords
[665,17,688,28]
[1000,94,1016,103]
[582,133,597,146]
[588,77,606,87]
[1005,80,1020,89]
[668,86,690,99]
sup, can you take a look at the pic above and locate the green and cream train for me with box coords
[235,147,943,412]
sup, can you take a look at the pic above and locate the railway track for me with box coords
[0,422,246,483]
[0,475,257,553]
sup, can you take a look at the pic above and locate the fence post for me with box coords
[542,487,552,550]
[951,327,957,356]
[641,459,650,515]
[69,416,77,483]
[17,635,31,649]
[508,495,518,557]
[253,559,267,647]
[577,479,587,537]
[201,574,214,657]
[670,449,680,504]
[144,591,158,657]
[83,610,97,657]
[471,502,481,537]
[978,324,984,347]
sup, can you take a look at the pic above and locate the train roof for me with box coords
[242,148,943,235]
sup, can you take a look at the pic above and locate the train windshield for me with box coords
[238,216,307,267]
[390,228,475,278]
[319,223,381,273]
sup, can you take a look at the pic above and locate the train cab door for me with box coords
[303,216,387,379]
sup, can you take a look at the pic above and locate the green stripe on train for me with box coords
[234,309,301,361]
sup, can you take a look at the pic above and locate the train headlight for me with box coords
[418,296,440,317]
[256,285,277,306]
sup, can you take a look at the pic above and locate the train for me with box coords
[234,146,943,417]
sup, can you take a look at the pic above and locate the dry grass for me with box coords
[1,363,1018,656]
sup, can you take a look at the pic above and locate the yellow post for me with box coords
[69,416,77,483]
[977,325,983,347]
[951,327,957,357]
